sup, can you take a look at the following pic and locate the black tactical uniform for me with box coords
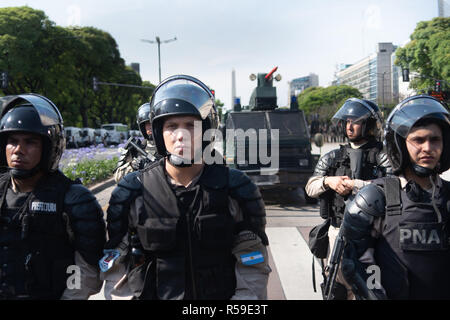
[102,75,270,300]
[307,98,391,227]
[340,95,450,299]
[0,94,106,299]
[311,140,390,227]
[306,98,391,300]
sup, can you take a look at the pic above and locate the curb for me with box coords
[88,177,116,195]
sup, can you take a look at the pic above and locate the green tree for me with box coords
[0,7,75,95]
[395,17,450,93]
[297,85,362,121]
[62,26,128,127]
[0,6,156,128]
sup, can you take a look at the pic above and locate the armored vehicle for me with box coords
[223,67,319,202]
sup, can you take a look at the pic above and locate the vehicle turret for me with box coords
[248,66,281,110]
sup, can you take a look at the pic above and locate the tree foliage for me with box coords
[0,6,155,129]
[296,85,362,121]
[395,17,450,92]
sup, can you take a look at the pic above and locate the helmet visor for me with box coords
[387,97,450,138]
[137,103,151,124]
[151,78,214,120]
[0,94,62,127]
[332,99,381,124]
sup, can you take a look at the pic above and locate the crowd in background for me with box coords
[309,117,346,143]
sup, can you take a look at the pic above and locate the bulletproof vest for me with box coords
[136,162,236,300]
[375,177,450,299]
[0,172,75,299]
[326,140,383,225]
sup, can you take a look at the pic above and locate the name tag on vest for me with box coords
[399,221,449,251]
[30,201,57,214]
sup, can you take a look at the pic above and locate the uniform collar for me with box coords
[166,166,205,188]
[398,174,443,190]
[349,141,367,149]
[10,177,18,193]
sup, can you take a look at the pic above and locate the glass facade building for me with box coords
[336,43,399,106]
[289,73,319,96]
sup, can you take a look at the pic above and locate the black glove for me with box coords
[130,156,145,170]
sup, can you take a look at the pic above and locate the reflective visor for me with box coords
[152,79,214,120]
[332,99,381,124]
[0,94,63,127]
[387,98,450,138]
[137,103,151,124]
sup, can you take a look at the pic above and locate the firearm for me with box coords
[125,137,156,162]
[323,226,345,300]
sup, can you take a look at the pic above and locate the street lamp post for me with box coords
[374,71,388,113]
[382,71,386,110]
[141,36,177,83]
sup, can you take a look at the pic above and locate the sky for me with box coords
[0,0,442,110]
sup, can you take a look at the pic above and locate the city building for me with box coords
[130,63,140,75]
[438,0,450,17]
[335,42,399,107]
[288,73,319,96]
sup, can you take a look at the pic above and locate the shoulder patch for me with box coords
[354,183,386,217]
[240,251,264,265]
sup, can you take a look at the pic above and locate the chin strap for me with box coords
[411,163,438,178]
[168,154,194,168]
[8,166,41,180]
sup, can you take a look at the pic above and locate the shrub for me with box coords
[62,157,118,186]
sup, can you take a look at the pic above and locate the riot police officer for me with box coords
[305,98,391,299]
[114,103,158,183]
[0,94,106,299]
[340,95,450,299]
[101,75,271,300]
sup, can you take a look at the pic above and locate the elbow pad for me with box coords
[342,183,386,243]
[229,169,268,245]
[312,150,336,176]
[106,171,142,249]
[65,184,106,265]
[376,151,393,177]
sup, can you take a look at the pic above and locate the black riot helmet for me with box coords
[0,94,65,178]
[384,94,450,176]
[150,75,218,166]
[136,102,151,140]
[332,98,383,141]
